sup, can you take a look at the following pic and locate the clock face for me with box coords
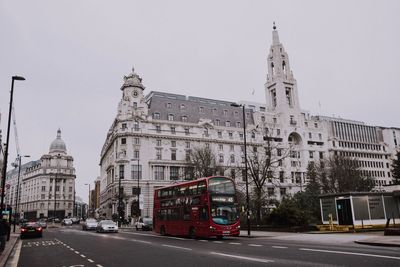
[132,90,138,97]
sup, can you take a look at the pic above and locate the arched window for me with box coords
[271,62,275,75]
[282,61,286,74]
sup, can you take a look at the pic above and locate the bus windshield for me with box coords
[210,203,238,225]
[208,177,235,194]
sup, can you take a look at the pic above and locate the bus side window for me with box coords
[198,181,206,194]
[183,206,191,221]
[200,206,208,221]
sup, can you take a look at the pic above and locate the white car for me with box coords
[61,218,73,226]
[82,219,98,231]
[96,220,118,233]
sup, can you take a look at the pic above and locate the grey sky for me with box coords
[1,0,399,202]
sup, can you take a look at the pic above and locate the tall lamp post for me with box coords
[231,103,251,236]
[13,155,30,232]
[1,76,25,215]
[84,183,91,218]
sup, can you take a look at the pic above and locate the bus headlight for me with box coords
[209,226,216,232]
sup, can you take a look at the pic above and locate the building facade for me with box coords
[5,129,76,220]
[98,25,400,220]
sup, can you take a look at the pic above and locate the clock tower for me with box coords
[117,67,148,120]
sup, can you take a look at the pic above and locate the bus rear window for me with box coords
[208,177,235,194]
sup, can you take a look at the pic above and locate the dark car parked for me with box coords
[20,222,43,239]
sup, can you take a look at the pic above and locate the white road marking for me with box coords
[70,248,74,251]
[96,264,104,267]
[248,244,262,247]
[272,246,287,249]
[198,240,207,242]
[162,244,193,251]
[88,259,94,263]
[210,252,274,263]
[299,248,400,260]
[229,242,241,245]
[80,254,86,258]
[74,251,80,254]
[213,241,223,244]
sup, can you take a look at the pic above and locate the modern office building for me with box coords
[98,25,400,220]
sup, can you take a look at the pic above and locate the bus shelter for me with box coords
[320,191,400,227]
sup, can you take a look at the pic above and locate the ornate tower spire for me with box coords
[265,24,300,113]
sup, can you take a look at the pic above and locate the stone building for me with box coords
[98,25,400,220]
[5,129,76,220]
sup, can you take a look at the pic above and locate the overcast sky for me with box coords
[1,0,399,202]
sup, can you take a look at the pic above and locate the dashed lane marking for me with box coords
[248,244,262,247]
[272,246,288,249]
[88,259,94,263]
[229,242,241,245]
[299,248,400,260]
[96,264,104,267]
[210,252,274,263]
[213,241,223,244]
[162,244,193,251]
[198,240,207,242]
[80,254,86,258]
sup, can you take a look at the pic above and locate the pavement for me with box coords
[0,233,19,267]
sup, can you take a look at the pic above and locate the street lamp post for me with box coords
[85,183,91,218]
[231,103,251,236]
[1,75,25,215]
[13,155,30,232]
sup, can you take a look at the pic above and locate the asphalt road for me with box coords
[10,225,400,267]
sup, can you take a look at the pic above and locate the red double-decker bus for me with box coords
[153,176,240,239]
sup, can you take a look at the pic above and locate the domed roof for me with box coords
[49,129,67,154]
[120,67,145,90]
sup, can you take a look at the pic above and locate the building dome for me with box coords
[49,129,67,154]
[120,67,145,91]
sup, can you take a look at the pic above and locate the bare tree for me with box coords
[187,146,224,179]
[246,129,291,224]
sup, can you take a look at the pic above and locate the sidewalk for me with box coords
[0,233,19,267]
[240,230,400,247]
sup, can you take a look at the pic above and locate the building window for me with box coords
[260,106,266,112]
[219,144,223,151]
[229,132,233,139]
[273,117,277,124]
[205,143,210,149]
[230,155,235,163]
[212,108,217,114]
[185,151,191,161]
[131,165,142,180]
[153,113,160,119]
[239,133,243,140]
[119,165,125,179]
[171,150,177,160]
[308,132,312,139]
[314,123,318,128]
[215,119,220,126]
[168,114,174,121]
[170,167,179,180]
[204,128,209,137]
[133,102,137,109]
[226,121,231,127]
[236,122,241,128]
[134,121,139,131]
[267,188,275,196]
[185,127,190,135]
[261,116,265,122]
[121,138,126,145]
[171,141,176,147]
[223,110,228,116]
[319,152,324,159]
[230,145,234,151]
[199,106,204,113]
[180,104,185,110]
[170,126,176,134]
[318,133,322,140]
[276,129,281,136]
[155,125,161,133]
[280,188,286,196]
[285,87,292,106]
[181,116,188,122]
[156,139,162,146]
[69,186,72,192]
[156,148,162,160]
[219,155,224,163]
[134,138,140,145]
[134,150,140,159]
[154,166,165,180]
[305,122,308,127]
[309,151,314,159]
[218,131,222,138]
[121,123,127,130]
[185,141,190,149]
[271,90,277,107]
[234,111,239,117]
[41,186,46,192]
[166,103,172,109]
